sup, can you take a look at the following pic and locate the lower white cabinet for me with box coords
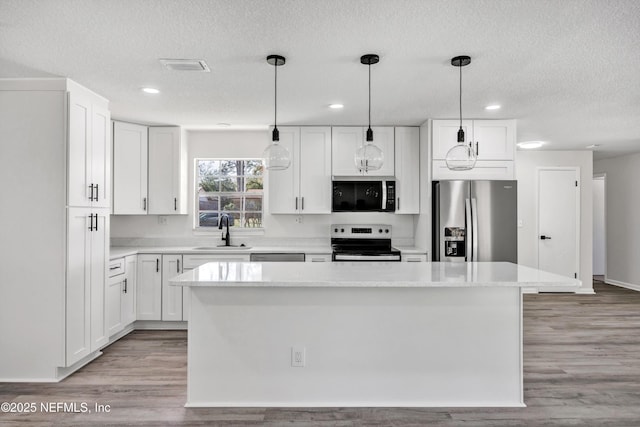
[106,255,137,337]
[402,254,428,262]
[162,254,183,321]
[137,254,162,320]
[66,207,109,366]
[305,254,332,262]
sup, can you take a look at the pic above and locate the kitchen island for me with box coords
[170,261,580,407]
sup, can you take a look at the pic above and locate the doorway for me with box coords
[537,167,580,279]
[593,174,606,281]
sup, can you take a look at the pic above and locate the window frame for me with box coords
[193,158,265,233]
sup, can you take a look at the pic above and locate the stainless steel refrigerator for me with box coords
[433,180,517,262]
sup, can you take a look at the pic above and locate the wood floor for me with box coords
[2,280,640,426]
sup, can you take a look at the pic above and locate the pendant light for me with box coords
[262,54,291,170]
[445,55,477,171]
[355,54,383,173]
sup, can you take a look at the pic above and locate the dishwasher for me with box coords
[250,253,305,262]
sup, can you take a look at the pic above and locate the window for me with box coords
[196,159,263,229]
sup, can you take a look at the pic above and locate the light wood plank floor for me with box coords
[2,280,640,426]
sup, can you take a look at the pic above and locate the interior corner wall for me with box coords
[594,153,640,290]
[515,150,593,291]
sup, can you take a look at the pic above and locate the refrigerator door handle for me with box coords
[471,198,479,261]
[465,198,472,261]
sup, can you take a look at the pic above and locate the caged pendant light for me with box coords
[355,54,384,173]
[263,54,291,170]
[445,55,477,171]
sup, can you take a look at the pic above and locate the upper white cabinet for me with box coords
[394,127,420,214]
[148,127,187,214]
[112,121,148,214]
[269,126,332,214]
[68,90,111,208]
[332,126,395,176]
[432,119,516,180]
[112,124,187,215]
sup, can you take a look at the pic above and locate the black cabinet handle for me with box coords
[88,214,94,231]
[295,197,298,210]
[143,197,147,211]
[174,197,177,211]
[123,278,128,294]
[398,197,400,210]
[540,235,552,240]
[301,197,304,210]
[156,258,159,272]
[88,184,95,201]
[95,184,99,202]
[94,214,98,231]
[475,141,479,156]
[177,259,180,273]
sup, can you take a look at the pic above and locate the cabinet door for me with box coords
[67,92,92,207]
[122,255,137,326]
[66,207,92,366]
[136,254,162,320]
[299,127,331,214]
[91,104,111,208]
[431,120,474,160]
[90,210,109,351]
[473,120,515,160]
[367,127,395,177]
[112,121,148,214]
[268,127,300,214]
[331,127,363,176]
[106,274,124,337]
[148,127,185,214]
[162,254,183,321]
[394,127,420,214]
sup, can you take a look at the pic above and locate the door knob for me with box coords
[540,235,552,240]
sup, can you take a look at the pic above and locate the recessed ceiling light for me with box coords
[485,104,501,110]
[329,104,344,109]
[517,141,546,149]
[142,87,160,94]
[586,144,601,149]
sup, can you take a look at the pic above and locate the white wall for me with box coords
[594,154,640,290]
[516,151,593,292]
[592,177,605,275]
[111,130,417,244]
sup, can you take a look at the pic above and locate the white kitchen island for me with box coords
[170,261,580,408]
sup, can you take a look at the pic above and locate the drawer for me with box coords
[108,258,125,277]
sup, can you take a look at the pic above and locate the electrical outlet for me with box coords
[295,216,303,224]
[158,216,168,225]
[291,346,305,367]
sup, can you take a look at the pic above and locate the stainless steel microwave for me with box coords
[332,180,396,212]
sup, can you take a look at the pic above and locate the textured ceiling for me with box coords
[1,0,638,159]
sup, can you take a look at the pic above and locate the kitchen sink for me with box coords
[192,245,251,250]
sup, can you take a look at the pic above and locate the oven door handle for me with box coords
[333,254,401,261]
[381,181,387,210]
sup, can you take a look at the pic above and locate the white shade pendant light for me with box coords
[355,54,383,173]
[445,55,477,171]
[263,54,291,171]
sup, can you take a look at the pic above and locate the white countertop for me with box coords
[109,245,427,260]
[170,261,580,289]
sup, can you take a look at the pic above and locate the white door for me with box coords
[67,92,91,207]
[431,119,473,160]
[91,104,111,208]
[112,121,148,214]
[137,254,162,320]
[472,120,515,161]
[106,275,124,337]
[122,255,137,326]
[162,254,183,321]
[90,210,109,351]
[538,168,580,278]
[299,127,331,213]
[148,127,180,214]
[331,127,364,176]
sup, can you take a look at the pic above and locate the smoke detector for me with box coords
[159,59,210,72]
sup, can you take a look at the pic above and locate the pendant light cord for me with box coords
[274,62,277,127]
[459,62,462,130]
[368,63,371,129]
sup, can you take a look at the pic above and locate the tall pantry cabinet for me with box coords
[0,78,110,381]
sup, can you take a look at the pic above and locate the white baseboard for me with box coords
[134,320,187,330]
[55,351,103,382]
[184,401,527,408]
[605,278,640,292]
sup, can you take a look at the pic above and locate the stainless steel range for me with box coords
[331,224,401,262]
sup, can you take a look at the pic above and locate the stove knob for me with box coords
[379,229,383,233]
[341,228,345,233]
[334,228,338,233]
[385,229,389,233]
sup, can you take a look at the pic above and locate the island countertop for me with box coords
[170,261,580,289]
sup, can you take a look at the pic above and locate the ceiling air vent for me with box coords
[159,59,210,72]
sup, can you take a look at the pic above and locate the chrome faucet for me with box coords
[218,213,231,246]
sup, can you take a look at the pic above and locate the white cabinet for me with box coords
[332,126,395,176]
[66,207,109,365]
[112,124,187,215]
[268,127,332,214]
[162,254,184,321]
[432,120,516,180]
[136,254,162,320]
[67,90,110,208]
[106,255,136,337]
[112,121,148,214]
[148,127,187,214]
[394,127,420,214]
